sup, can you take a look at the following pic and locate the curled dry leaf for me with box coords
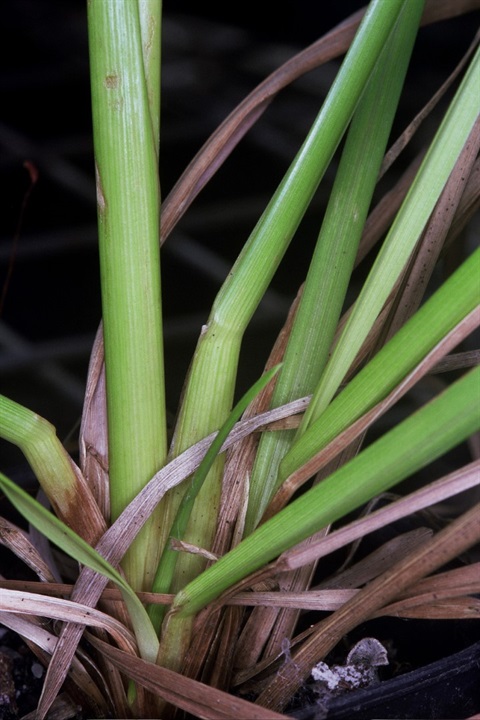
[0,589,138,656]
[169,538,218,561]
[0,516,56,583]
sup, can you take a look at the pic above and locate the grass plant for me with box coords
[0,0,479,717]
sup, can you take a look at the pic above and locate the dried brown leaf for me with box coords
[315,528,433,590]
[0,516,56,583]
[256,502,480,712]
[433,349,480,373]
[0,589,137,655]
[229,563,480,613]
[88,635,291,720]
[0,612,111,716]
[225,591,480,620]
[277,460,480,573]
[79,324,109,520]
[380,28,479,177]
[405,562,480,597]
[205,606,245,691]
[379,594,480,620]
[229,578,280,677]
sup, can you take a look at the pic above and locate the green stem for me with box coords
[280,246,480,479]
[300,41,480,431]
[244,0,424,533]
[149,365,281,632]
[87,0,167,590]
[0,395,105,544]
[162,0,410,593]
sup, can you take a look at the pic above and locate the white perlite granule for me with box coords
[311,637,389,694]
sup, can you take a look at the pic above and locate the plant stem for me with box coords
[149,365,280,632]
[280,245,480,480]
[300,40,480,430]
[0,395,106,544]
[162,0,410,595]
[244,0,425,533]
[87,0,167,590]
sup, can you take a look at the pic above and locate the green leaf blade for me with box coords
[172,364,480,617]
[0,473,159,663]
[244,0,426,533]
[302,43,480,429]
[281,246,480,480]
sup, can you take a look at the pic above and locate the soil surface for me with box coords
[0,629,47,720]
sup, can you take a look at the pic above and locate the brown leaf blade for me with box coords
[89,636,291,720]
[256,502,480,712]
